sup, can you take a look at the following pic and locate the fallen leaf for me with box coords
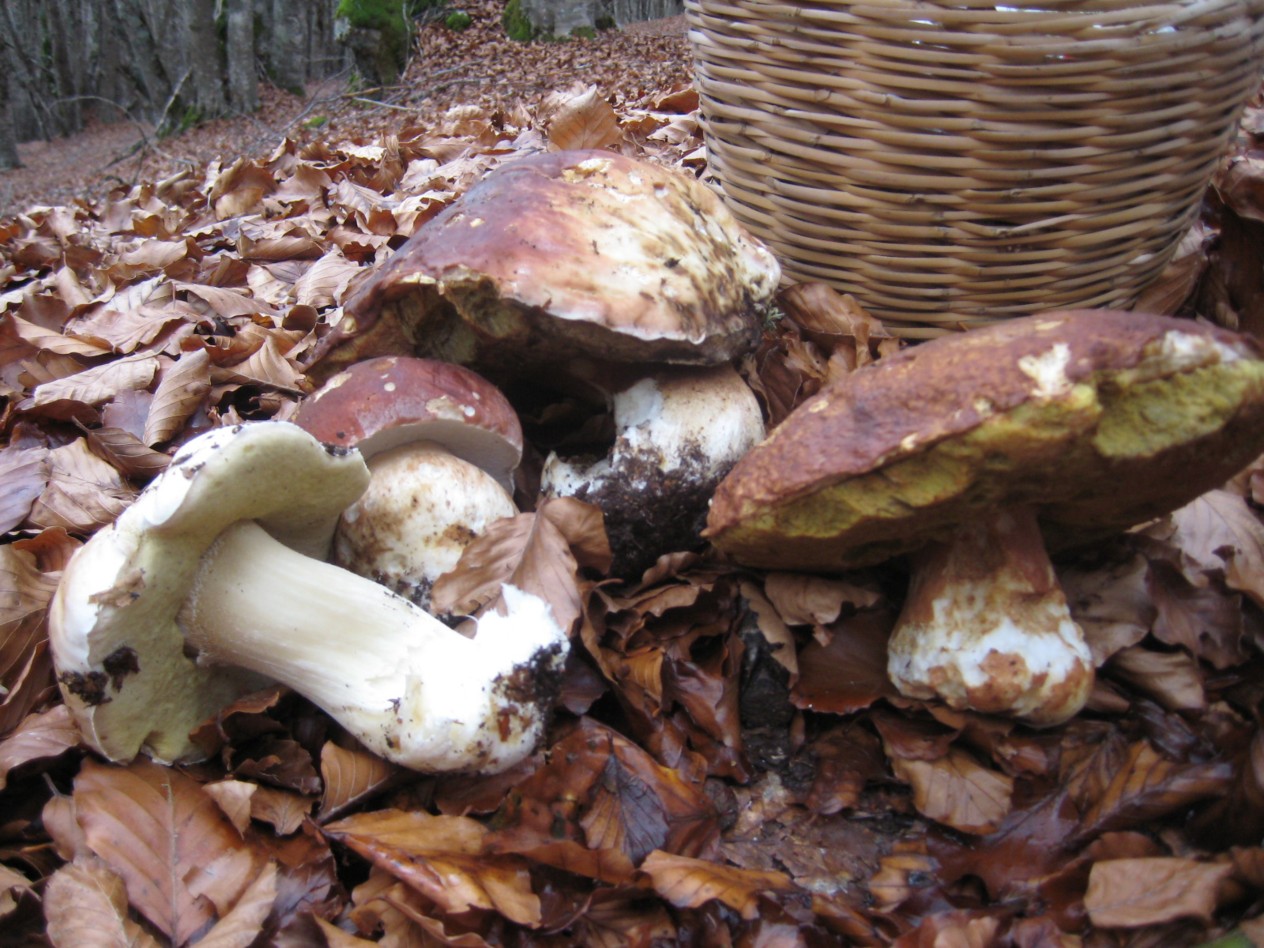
[144,349,212,446]
[324,808,541,926]
[73,757,263,945]
[43,856,163,948]
[640,849,796,920]
[1084,857,1235,928]
[890,747,1014,835]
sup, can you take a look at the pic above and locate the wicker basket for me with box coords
[687,0,1264,336]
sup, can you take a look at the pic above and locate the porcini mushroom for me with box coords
[705,310,1264,725]
[49,421,568,772]
[306,149,781,383]
[541,364,765,578]
[294,356,523,608]
[305,150,781,576]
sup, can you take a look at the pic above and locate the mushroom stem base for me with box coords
[887,507,1093,726]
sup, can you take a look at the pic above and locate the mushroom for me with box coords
[48,421,568,772]
[303,150,781,575]
[306,149,781,384]
[294,356,523,609]
[540,364,765,578]
[705,310,1264,725]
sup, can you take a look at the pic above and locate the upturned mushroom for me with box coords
[48,421,568,772]
[705,310,1264,725]
[294,356,523,609]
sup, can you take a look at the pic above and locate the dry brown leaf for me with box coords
[0,703,79,791]
[293,249,362,308]
[73,757,262,945]
[204,779,258,835]
[324,808,541,926]
[25,438,136,533]
[640,850,796,920]
[791,607,898,714]
[0,542,60,735]
[1165,489,1264,607]
[80,424,172,480]
[317,740,400,822]
[1075,740,1232,843]
[1060,553,1155,664]
[43,856,163,948]
[432,496,609,633]
[761,571,881,627]
[890,747,1014,835]
[194,863,279,948]
[1084,857,1235,928]
[27,353,158,410]
[1106,646,1206,712]
[211,333,304,393]
[0,444,50,535]
[546,85,623,151]
[738,580,798,679]
[144,349,212,445]
[7,311,111,357]
[1147,558,1248,668]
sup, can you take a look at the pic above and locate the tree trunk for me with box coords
[226,0,258,113]
[184,0,227,120]
[0,52,21,169]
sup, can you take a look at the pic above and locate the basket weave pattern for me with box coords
[687,0,1264,336]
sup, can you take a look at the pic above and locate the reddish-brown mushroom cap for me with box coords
[294,355,523,490]
[304,149,781,382]
[706,309,1264,569]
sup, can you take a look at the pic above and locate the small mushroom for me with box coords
[48,421,568,772]
[540,364,765,578]
[306,149,780,383]
[705,310,1264,725]
[294,356,523,608]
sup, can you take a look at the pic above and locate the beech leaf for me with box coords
[1084,857,1235,928]
[0,444,50,534]
[1166,489,1264,607]
[73,757,261,945]
[890,747,1013,835]
[640,850,796,920]
[25,438,136,533]
[193,863,279,948]
[44,857,163,948]
[432,496,609,633]
[324,809,542,926]
[28,354,158,409]
[144,349,211,446]
[0,703,80,791]
[546,85,623,151]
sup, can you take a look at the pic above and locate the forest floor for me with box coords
[0,1,689,219]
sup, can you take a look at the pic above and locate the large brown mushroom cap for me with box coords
[306,149,780,381]
[706,310,1264,571]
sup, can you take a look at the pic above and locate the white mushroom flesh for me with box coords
[886,506,1094,726]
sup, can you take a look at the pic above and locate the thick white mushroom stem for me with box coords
[886,507,1093,726]
[177,521,567,773]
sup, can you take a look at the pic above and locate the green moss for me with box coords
[570,25,596,39]
[595,14,617,29]
[502,0,536,41]
[445,9,472,29]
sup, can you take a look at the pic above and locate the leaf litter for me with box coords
[2,9,1264,945]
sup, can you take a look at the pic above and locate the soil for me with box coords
[0,4,690,219]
